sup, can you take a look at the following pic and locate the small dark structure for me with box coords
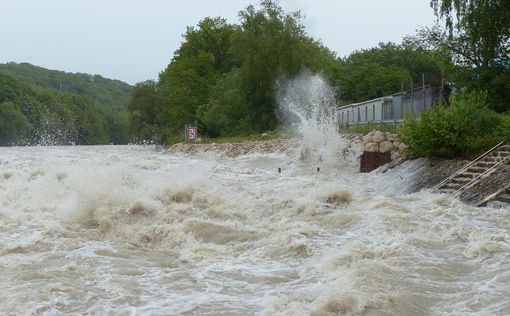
[360,151,391,172]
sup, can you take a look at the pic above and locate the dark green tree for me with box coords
[156,17,237,142]
[337,42,443,103]
[127,80,159,141]
[0,101,32,145]
[430,0,510,112]
[232,0,318,132]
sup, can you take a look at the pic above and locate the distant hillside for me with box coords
[0,71,129,146]
[0,62,132,110]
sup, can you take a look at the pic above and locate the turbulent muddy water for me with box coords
[1,143,509,315]
[2,74,510,315]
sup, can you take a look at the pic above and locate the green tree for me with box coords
[232,0,314,132]
[430,0,510,112]
[337,42,442,103]
[156,17,237,142]
[0,101,32,145]
[127,80,159,141]
[197,69,251,136]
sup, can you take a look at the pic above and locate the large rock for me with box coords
[364,142,379,152]
[362,132,374,143]
[379,140,393,153]
[399,143,409,151]
[372,131,386,143]
[391,149,401,161]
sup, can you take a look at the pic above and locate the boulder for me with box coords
[379,140,393,153]
[362,132,373,143]
[393,141,401,149]
[364,142,379,152]
[399,143,409,151]
[372,131,386,143]
[391,149,401,161]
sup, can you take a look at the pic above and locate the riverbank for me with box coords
[168,136,509,206]
[408,158,510,205]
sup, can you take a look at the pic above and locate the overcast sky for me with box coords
[0,0,437,85]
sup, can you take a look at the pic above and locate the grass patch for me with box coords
[340,123,398,135]
[196,126,294,144]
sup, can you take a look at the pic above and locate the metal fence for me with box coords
[336,85,442,127]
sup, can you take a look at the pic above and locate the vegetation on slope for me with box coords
[0,72,128,146]
[0,62,132,111]
[127,0,443,144]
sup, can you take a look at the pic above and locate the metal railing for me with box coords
[453,153,510,197]
[477,183,510,207]
[432,140,507,192]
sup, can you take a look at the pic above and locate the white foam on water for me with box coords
[1,145,509,315]
[1,72,509,314]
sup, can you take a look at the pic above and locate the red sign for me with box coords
[187,127,197,141]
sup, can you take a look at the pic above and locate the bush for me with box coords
[399,92,509,158]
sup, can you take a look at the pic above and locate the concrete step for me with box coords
[439,188,457,194]
[496,151,510,157]
[487,200,509,208]
[461,172,480,178]
[496,194,510,203]
[466,166,488,173]
[475,162,498,168]
[439,183,462,191]
[450,177,473,184]
[481,156,503,163]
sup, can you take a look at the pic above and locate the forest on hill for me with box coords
[0,69,130,146]
[0,62,132,110]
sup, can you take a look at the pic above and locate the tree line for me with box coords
[0,72,129,146]
[128,0,463,143]
[0,62,132,110]
[1,0,507,149]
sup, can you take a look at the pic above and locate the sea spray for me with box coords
[276,70,360,168]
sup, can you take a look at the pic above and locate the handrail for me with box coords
[453,153,510,197]
[432,140,507,192]
[477,183,510,207]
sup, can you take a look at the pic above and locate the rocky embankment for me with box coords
[167,139,297,158]
[167,134,509,207]
[361,130,408,161]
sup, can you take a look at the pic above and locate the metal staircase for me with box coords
[432,141,510,197]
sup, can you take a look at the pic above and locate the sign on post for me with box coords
[187,126,197,142]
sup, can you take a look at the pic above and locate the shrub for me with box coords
[399,92,508,158]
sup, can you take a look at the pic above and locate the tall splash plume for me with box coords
[276,71,358,169]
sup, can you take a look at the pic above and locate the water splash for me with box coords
[276,71,360,169]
